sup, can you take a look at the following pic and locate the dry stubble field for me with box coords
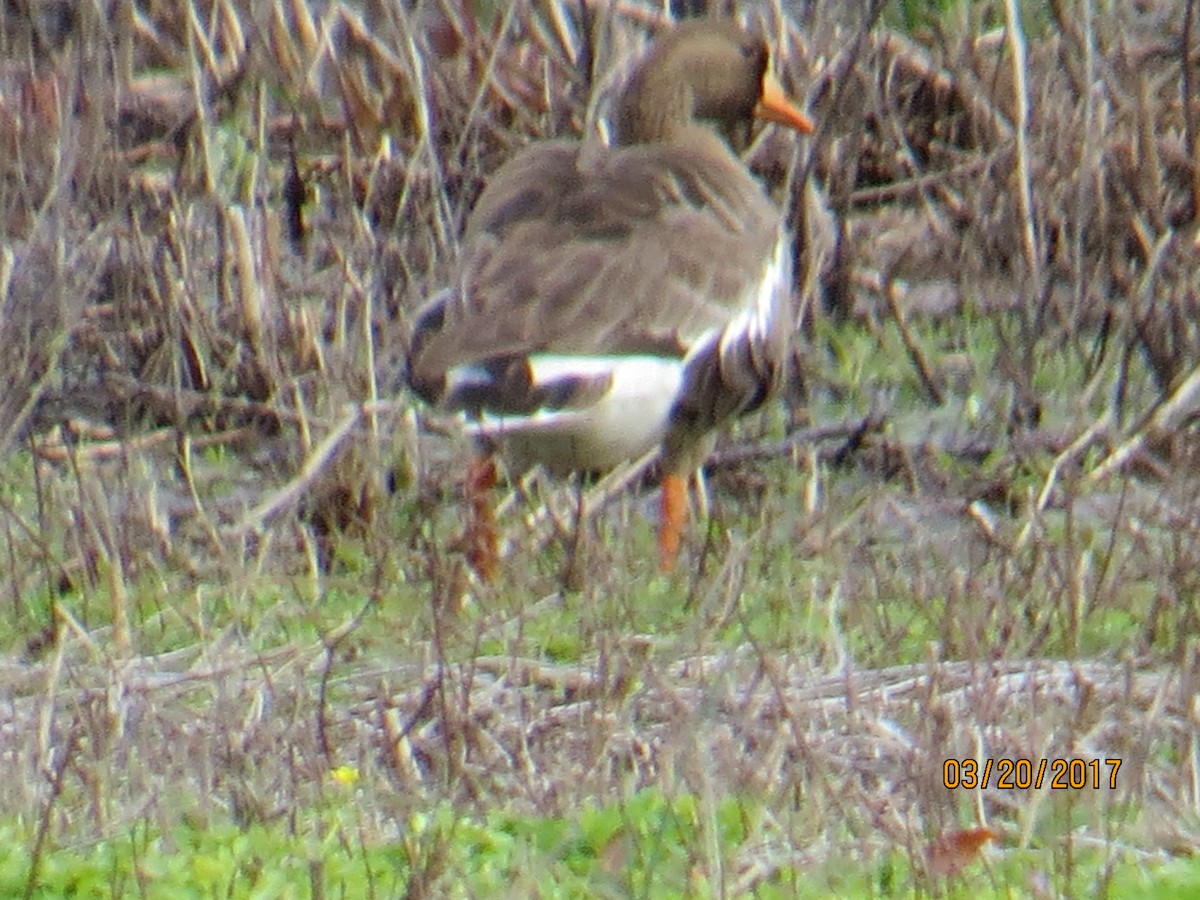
[2,0,1200,895]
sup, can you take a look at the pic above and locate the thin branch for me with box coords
[229,404,363,535]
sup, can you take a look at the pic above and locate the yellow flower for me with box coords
[330,765,360,786]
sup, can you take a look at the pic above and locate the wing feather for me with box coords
[409,138,782,388]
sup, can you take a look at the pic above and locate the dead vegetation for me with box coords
[2,0,1200,891]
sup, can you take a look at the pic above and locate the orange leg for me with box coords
[658,472,687,572]
[461,455,499,582]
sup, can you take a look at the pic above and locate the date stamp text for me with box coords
[943,758,1121,790]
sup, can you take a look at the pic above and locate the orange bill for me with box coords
[755,71,814,133]
[658,472,688,572]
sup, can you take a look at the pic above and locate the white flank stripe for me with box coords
[719,231,790,360]
[466,354,685,474]
[444,364,495,395]
[526,355,638,383]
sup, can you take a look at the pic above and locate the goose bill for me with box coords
[754,72,813,133]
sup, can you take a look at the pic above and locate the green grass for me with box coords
[886,0,1057,38]
[2,315,1174,894]
[3,790,1197,897]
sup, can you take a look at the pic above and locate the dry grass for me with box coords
[2,0,1200,893]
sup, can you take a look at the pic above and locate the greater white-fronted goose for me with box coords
[408,19,813,573]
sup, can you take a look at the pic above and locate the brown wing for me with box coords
[408,136,781,387]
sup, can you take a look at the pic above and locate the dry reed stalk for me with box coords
[1184,0,1200,221]
[1003,0,1038,286]
[228,206,264,351]
[1090,359,1200,484]
[269,4,305,86]
[230,403,364,534]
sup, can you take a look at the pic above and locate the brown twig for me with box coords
[705,416,885,470]
[884,275,945,406]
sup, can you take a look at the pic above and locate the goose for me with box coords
[408,19,813,574]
